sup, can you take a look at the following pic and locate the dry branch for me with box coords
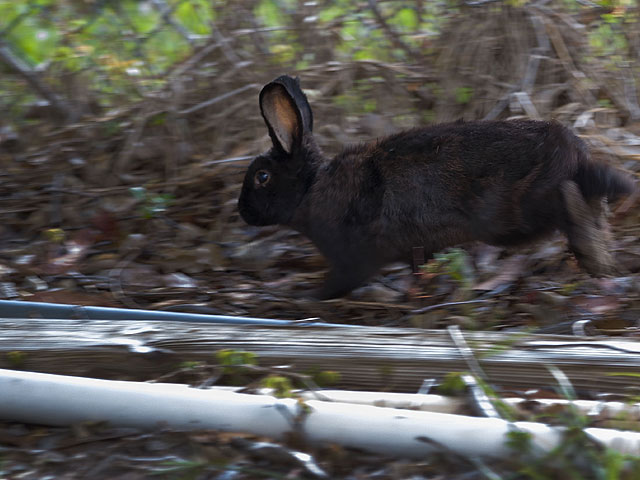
[367,0,421,59]
[0,43,76,122]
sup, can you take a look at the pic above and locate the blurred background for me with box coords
[0,0,639,323]
[3,1,640,159]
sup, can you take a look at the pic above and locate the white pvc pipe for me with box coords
[294,390,640,419]
[1,369,639,459]
[296,389,465,412]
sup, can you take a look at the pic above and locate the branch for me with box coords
[150,0,195,46]
[367,0,421,59]
[0,42,76,122]
[178,83,258,116]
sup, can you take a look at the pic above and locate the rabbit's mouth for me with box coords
[237,198,272,226]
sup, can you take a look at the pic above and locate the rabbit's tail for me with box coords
[574,157,635,202]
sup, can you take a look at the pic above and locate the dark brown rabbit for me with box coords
[238,75,635,299]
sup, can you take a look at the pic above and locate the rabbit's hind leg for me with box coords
[561,181,615,276]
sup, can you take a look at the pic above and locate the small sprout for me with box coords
[313,370,341,387]
[178,361,202,370]
[148,112,167,126]
[455,86,474,104]
[129,187,174,219]
[216,349,257,367]
[506,429,533,454]
[262,375,294,398]
[7,351,26,368]
[559,282,579,295]
[376,364,395,380]
[423,248,474,289]
[215,350,258,383]
[44,228,65,243]
[437,371,466,395]
[297,398,313,415]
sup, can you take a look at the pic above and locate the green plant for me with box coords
[7,351,26,368]
[436,371,466,395]
[504,367,640,478]
[312,370,341,387]
[423,248,475,289]
[178,360,202,369]
[261,375,294,398]
[215,349,257,373]
[215,349,258,385]
[130,187,174,219]
[455,86,474,104]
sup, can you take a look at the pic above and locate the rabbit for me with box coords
[238,75,635,299]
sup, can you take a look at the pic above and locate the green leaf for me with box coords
[255,0,281,28]
[506,429,533,453]
[455,86,473,104]
[391,8,418,31]
[313,370,341,386]
[425,248,474,288]
[261,375,294,398]
[123,0,159,34]
[175,0,213,35]
[318,5,343,22]
[437,371,466,395]
[605,372,640,378]
[7,351,26,368]
[216,349,257,368]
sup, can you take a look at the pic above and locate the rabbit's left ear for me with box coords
[260,76,313,154]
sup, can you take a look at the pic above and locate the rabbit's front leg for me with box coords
[316,259,381,300]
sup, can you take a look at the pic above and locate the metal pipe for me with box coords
[0,300,352,327]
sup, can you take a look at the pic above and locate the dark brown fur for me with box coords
[238,76,635,299]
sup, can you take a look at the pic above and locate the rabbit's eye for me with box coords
[254,170,271,187]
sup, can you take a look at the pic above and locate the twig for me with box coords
[513,91,541,119]
[415,0,424,25]
[0,43,76,122]
[168,40,222,80]
[518,342,640,355]
[447,325,488,381]
[210,21,242,66]
[367,0,421,59]
[622,63,640,121]
[0,4,48,38]
[204,155,253,166]
[49,174,64,227]
[108,251,146,310]
[485,10,549,120]
[463,373,502,418]
[410,299,488,315]
[218,364,332,401]
[150,0,195,46]
[465,0,501,5]
[483,92,512,121]
[179,83,258,116]
[613,188,639,217]
[112,107,159,176]
[543,17,596,105]
[242,6,270,56]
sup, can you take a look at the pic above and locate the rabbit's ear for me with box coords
[260,76,313,154]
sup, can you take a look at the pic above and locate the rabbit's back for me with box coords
[378,119,580,247]
[305,120,589,262]
[376,119,578,194]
